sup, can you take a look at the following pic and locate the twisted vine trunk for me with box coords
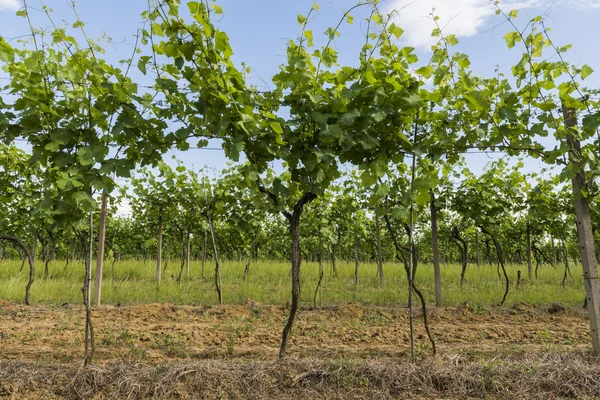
[279,193,316,359]
[533,239,541,280]
[33,230,38,263]
[207,212,222,305]
[480,226,509,306]
[0,236,35,305]
[331,244,337,277]
[382,214,436,356]
[243,234,258,281]
[337,227,341,261]
[18,247,26,272]
[314,231,324,309]
[82,214,95,366]
[484,239,492,265]
[562,240,572,286]
[451,226,467,285]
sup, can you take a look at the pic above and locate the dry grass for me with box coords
[2,352,600,399]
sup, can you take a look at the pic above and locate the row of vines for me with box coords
[1,0,600,362]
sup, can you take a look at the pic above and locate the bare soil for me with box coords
[0,300,598,399]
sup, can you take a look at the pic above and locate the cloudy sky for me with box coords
[0,0,18,12]
[386,0,599,48]
[2,0,600,175]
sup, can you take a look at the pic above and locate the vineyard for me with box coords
[1,0,600,398]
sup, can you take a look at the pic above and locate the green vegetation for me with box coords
[1,0,599,359]
[0,258,584,308]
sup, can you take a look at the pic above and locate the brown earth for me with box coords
[0,300,598,399]
[0,300,591,364]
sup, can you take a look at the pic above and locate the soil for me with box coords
[1,300,598,399]
[0,300,591,364]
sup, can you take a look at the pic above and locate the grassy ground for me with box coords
[0,301,596,398]
[4,353,600,399]
[0,259,595,399]
[0,257,584,307]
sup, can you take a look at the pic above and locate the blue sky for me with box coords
[2,0,600,177]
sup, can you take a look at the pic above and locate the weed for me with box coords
[0,259,587,308]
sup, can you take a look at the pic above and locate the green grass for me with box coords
[0,257,585,307]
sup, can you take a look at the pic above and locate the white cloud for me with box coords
[0,0,19,12]
[560,0,600,8]
[384,0,597,49]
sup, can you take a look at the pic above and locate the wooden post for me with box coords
[430,191,442,306]
[526,223,533,281]
[475,229,480,268]
[87,214,93,307]
[185,226,191,280]
[562,102,600,355]
[375,215,384,287]
[354,235,359,288]
[156,213,163,285]
[201,231,206,278]
[93,190,108,306]
[552,238,557,267]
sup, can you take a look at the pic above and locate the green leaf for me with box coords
[304,30,314,47]
[188,2,203,20]
[269,121,283,134]
[44,142,61,152]
[77,147,95,166]
[215,31,233,58]
[175,57,184,69]
[446,35,459,46]
[360,169,377,186]
[364,69,377,84]
[389,23,404,39]
[503,31,520,49]
[415,65,433,79]
[339,109,360,125]
[456,54,470,69]
[372,110,386,123]
[137,56,150,75]
[464,92,489,111]
[583,112,600,133]
[581,65,593,80]
[508,9,519,18]
[56,176,70,190]
[0,39,15,63]
[401,47,418,64]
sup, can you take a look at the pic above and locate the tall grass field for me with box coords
[0,257,585,307]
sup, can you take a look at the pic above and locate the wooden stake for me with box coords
[93,190,108,306]
[562,102,600,355]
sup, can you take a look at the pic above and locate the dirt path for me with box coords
[0,300,590,364]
